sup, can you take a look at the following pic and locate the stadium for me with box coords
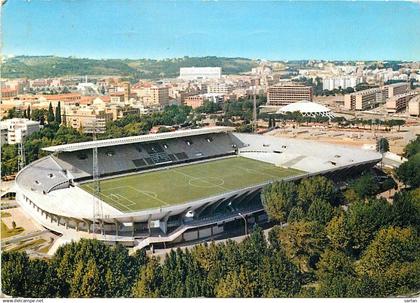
[14,127,381,250]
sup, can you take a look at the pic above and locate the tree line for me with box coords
[2,56,258,80]
[395,136,420,188]
[259,111,406,131]
[261,170,419,297]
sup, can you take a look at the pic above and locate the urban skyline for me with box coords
[2,1,420,61]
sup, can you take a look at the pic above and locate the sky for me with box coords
[2,0,420,61]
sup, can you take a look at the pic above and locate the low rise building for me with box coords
[207,82,233,95]
[64,106,113,130]
[1,88,18,99]
[184,95,204,109]
[44,93,82,106]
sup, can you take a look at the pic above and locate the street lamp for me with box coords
[238,212,248,236]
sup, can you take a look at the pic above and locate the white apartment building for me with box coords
[179,67,222,80]
[322,77,362,90]
[0,118,41,145]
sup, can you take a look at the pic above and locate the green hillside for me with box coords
[1,56,259,80]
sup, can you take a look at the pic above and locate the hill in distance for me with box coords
[1,55,261,80]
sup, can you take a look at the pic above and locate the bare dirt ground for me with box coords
[268,123,419,155]
[1,206,60,255]
[2,206,42,233]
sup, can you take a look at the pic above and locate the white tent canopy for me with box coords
[276,100,334,118]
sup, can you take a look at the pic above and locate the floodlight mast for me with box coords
[84,117,106,238]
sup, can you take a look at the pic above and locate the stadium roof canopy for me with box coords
[276,100,334,117]
[43,126,234,153]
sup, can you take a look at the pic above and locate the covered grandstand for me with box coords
[14,126,381,251]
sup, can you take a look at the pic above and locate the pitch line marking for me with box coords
[89,184,167,209]
[103,186,141,206]
[235,166,278,179]
[99,192,132,211]
[114,193,136,207]
[105,186,161,208]
[172,169,229,191]
[127,186,170,206]
[188,177,225,188]
[84,185,133,211]
[101,193,131,211]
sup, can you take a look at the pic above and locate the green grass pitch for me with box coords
[79,156,304,212]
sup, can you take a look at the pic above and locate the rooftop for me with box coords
[277,100,331,114]
[42,126,235,153]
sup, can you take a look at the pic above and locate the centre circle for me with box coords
[189,177,224,187]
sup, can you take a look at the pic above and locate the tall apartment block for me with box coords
[344,82,410,111]
[150,86,169,107]
[267,84,313,106]
[386,91,419,113]
[122,81,131,102]
[344,88,383,111]
[382,82,409,99]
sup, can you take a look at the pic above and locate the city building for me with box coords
[122,81,131,102]
[110,92,125,103]
[184,95,204,109]
[44,93,82,106]
[179,67,222,80]
[382,82,409,99]
[184,93,224,109]
[0,118,41,145]
[344,88,383,110]
[133,85,169,107]
[207,82,233,95]
[1,88,18,99]
[408,95,420,117]
[64,106,113,130]
[385,91,418,113]
[267,83,313,106]
[322,76,362,90]
[1,125,8,146]
[149,86,169,107]
[133,103,163,115]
